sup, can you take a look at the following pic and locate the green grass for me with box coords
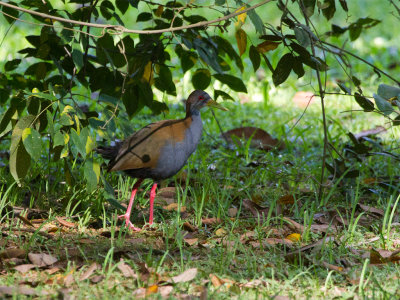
[2,0,400,299]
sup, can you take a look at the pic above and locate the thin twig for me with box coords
[298,1,329,201]
[0,0,274,35]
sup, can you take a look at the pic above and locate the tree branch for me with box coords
[0,0,274,35]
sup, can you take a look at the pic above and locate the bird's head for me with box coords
[186,90,228,116]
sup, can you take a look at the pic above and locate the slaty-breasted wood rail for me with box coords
[96,90,227,230]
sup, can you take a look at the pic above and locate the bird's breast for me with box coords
[154,115,203,179]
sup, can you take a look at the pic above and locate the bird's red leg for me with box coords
[148,182,158,225]
[118,178,143,231]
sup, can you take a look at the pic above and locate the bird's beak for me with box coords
[206,99,228,111]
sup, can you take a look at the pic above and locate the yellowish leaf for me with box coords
[62,105,74,114]
[21,127,31,142]
[235,6,247,27]
[155,5,163,17]
[142,61,154,84]
[215,228,227,236]
[93,162,100,182]
[85,136,95,154]
[60,146,69,159]
[286,233,301,242]
[235,28,247,56]
[74,115,80,134]
[256,41,279,53]
[32,87,40,93]
[64,133,70,145]
[146,285,158,296]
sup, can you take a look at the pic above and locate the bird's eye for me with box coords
[198,95,205,101]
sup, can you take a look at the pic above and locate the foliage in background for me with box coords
[0,0,399,207]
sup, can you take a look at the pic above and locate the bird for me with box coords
[96,90,227,231]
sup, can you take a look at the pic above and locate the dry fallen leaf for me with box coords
[209,274,223,288]
[283,217,337,234]
[278,194,295,206]
[163,203,186,212]
[56,216,76,228]
[28,253,58,267]
[202,218,222,225]
[155,187,176,205]
[14,264,35,273]
[159,286,173,297]
[183,222,197,232]
[184,238,199,246]
[0,248,26,259]
[132,287,146,298]
[358,204,384,216]
[117,260,137,278]
[221,126,285,151]
[91,275,104,283]
[0,285,39,296]
[370,248,400,265]
[170,268,198,283]
[228,207,238,217]
[79,262,100,281]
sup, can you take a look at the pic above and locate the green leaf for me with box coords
[5,59,21,71]
[181,51,197,73]
[272,53,294,86]
[154,65,176,95]
[354,93,374,112]
[303,0,316,16]
[373,93,394,115]
[22,127,42,162]
[321,0,336,20]
[377,84,400,100]
[294,27,310,48]
[213,36,243,72]
[214,90,234,101]
[96,33,114,65]
[70,128,86,159]
[213,74,247,93]
[100,0,114,20]
[2,2,19,24]
[84,160,98,193]
[137,12,152,22]
[249,45,261,72]
[349,24,362,41]
[24,90,57,101]
[122,83,145,117]
[192,68,211,90]
[10,115,35,185]
[0,106,16,136]
[72,48,84,69]
[53,131,65,147]
[247,9,265,34]
[116,0,129,14]
[194,38,222,73]
[147,100,169,114]
[337,82,351,94]
[292,57,305,78]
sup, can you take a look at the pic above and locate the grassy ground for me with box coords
[2,0,400,299]
[1,88,400,299]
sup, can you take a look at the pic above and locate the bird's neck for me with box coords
[186,108,200,117]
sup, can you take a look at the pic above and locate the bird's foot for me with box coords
[117,214,141,231]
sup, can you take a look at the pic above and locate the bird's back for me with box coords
[99,115,203,180]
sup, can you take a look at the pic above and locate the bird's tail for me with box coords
[94,144,120,160]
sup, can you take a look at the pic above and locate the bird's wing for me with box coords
[108,117,192,172]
